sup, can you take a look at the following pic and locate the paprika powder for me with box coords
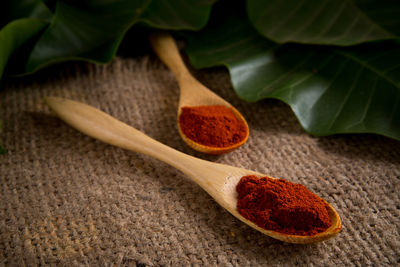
[178,105,247,148]
[236,175,331,236]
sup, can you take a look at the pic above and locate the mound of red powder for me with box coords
[179,105,247,148]
[236,175,331,236]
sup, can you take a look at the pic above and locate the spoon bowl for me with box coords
[148,31,249,154]
[177,106,249,155]
[45,97,341,244]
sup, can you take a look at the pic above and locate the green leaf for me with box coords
[0,0,52,79]
[140,0,216,30]
[0,18,48,80]
[25,0,152,72]
[24,0,215,74]
[186,13,400,140]
[247,0,399,46]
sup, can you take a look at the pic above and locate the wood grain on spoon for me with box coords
[45,97,341,244]
[148,31,249,154]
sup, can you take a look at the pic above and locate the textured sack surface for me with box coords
[0,56,399,266]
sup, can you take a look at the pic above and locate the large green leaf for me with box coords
[0,18,48,80]
[186,14,400,140]
[24,0,215,73]
[247,0,399,46]
[0,0,52,79]
[25,0,151,72]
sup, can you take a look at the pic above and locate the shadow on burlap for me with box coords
[0,56,399,266]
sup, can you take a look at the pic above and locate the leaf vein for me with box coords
[286,1,329,40]
[337,50,400,88]
[311,1,347,40]
[268,0,306,36]
[258,52,315,97]
[328,66,364,130]
[346,75,378,130]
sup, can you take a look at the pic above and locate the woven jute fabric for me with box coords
[0,55,399,266]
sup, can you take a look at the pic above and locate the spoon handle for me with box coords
[44,97,217,187]
[148,31,230,109]
[148,31,190,80]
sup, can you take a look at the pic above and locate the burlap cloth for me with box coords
[1,54,399,266]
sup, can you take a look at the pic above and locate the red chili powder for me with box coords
[236,175,331,236]
[179,105,247,148]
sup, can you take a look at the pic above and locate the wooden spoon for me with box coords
[148,31,249,154]
[44,97,341,244]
